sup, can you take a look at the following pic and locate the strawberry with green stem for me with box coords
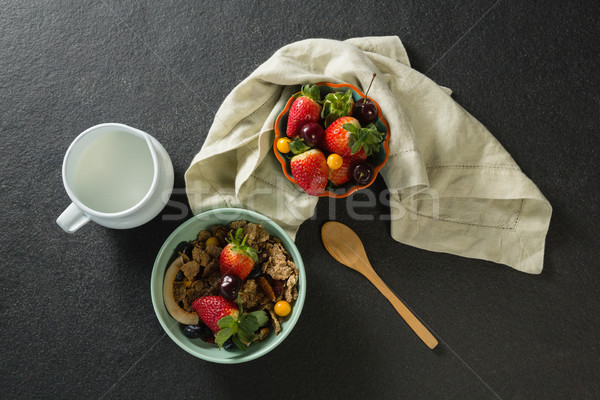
[321,88,355,127]
[289,143,329,196]
[220,228,258,280]
[324,116,383,158]
[191,296,238,334]
[191,295,268,350]
[286,84,322,138]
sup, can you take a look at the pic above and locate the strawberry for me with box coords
[286,84,322,138]
[323,116,360,156]
[220,228,258,280]
[324,116,384,158]
[191,295,269,350]
[290,148,329,196]
[328,152,368,186]
[321,88,355,127]
[191,296,239,333]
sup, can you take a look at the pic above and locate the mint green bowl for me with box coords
[151,208,306,364]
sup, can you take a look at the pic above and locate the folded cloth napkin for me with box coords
[185,36,552,274]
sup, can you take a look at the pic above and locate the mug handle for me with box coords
[56,203,91,233]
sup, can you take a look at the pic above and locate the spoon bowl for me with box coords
[321,221,438,349]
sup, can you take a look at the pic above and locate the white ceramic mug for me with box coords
[56,123,174,233]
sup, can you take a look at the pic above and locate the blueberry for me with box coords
[258,250,269,263]
[182,325,203,339]
[247,251,268,279]
[174,241,194,259]
[175,270,185,282]
[247,262,263,279]
[223,338,236,350]
[183,323,212,340]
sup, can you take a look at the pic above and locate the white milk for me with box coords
[72,130,154,213]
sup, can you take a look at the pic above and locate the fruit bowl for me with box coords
[274,82,390,198]
[150,208,306,364]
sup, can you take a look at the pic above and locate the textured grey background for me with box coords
[1,1,599,399]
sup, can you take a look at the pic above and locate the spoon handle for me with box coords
[362,268,438,349]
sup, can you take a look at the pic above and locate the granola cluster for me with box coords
[172,220,299,334]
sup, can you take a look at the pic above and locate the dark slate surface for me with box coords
[1,1,599,399]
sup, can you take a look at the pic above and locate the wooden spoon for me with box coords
[321,221,438,349]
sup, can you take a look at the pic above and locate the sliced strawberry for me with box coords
[286,84,322,138]
[290,149,329,196]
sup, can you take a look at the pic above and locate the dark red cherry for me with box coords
[352,162,374,185]
[218,274,242,301]
[300,122,324,146]
[353,98,378,125]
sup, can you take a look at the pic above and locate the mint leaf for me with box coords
[324,113,338,127]
[342,89,353,102]
[215,328,234,348]
[239,314,259,333]
[289,139,311,154]
[301,84,321,102]
[248,310,269,327]
[236,295,244,315]
[346,123,384,156]
[231,335,247,351]
[350,141,362,155]
[321,101,331,119]
[348,134,356,147]
[342,123,359,133]
[217,315,236,330]
[237,326,254,344]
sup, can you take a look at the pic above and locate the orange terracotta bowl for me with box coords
[273,82,390,198]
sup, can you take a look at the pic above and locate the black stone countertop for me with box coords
[1,1,598,399]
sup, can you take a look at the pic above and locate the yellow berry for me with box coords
[206,236,220,247]
[327,153,343,170]
[277,138,291,153]
[274,300,292,317]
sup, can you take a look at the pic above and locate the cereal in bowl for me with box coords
[163,220,299,351]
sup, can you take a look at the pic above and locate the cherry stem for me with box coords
[364,73,376,100]
[357,172,366,186]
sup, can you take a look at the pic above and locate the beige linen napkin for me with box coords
[185,36,552,274]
